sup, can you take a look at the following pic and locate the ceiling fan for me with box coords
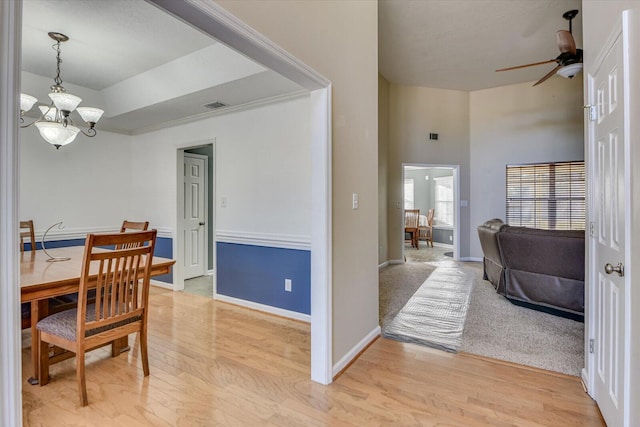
[496,9,583,86]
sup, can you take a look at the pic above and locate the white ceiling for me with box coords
[379,0,583,91]
[21,0,305,135]
[22,0,586,135]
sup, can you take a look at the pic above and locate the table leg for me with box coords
[111,336,130,357]
[27,300,47,385]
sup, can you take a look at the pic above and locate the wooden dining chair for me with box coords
[120,220,149,233]
[20,220,36,252]
[404,209,420,248]
[117,220,149,249]
[36,229,157,406]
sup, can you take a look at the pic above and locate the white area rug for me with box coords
[382,264,474,352]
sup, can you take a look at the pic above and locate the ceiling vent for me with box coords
[203,101,227,110]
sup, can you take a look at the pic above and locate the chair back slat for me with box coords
[404,209,420,228]
[78,230,157,338]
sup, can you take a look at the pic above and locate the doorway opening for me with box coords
[401,164,460,262]
[176,142,215,297]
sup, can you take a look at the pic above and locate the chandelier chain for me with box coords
[53,41,63,86]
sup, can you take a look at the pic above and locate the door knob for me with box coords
[199,222,205,226]
[604,262,624,277]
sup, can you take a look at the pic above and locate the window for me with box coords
[404,178,414,209]
[434,176,453,226]
[506,161,585,230]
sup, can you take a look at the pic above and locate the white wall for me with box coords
[19,127,133,235]
[388,84,470,260]
[130,95,311,240]
[19,95,311,244]
[469,77,584,258]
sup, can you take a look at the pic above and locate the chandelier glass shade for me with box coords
[20,32,104,149]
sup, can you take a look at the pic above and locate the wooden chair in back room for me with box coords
[404,209,420,249]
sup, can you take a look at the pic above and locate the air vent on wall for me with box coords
[203,101,227,110]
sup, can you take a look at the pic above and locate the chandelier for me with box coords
[19,32,104,149]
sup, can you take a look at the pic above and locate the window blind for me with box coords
[506,161,585,230]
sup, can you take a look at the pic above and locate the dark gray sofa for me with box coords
[477,219,585,319]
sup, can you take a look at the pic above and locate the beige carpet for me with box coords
[379,247,584,376]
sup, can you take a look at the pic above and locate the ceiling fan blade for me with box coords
[556,30,577,54]
[496,59,557,72]
[533,64,563,86]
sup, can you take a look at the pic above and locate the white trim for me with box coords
[310,87,333,384]
[215,294,311,323]
[332,326,380,378]
[207,269,214,275]
[132,90,309,136]
[216,230,311,251]
[389,259,404,265]
[378,261,389,270]
[460,257,483,262]
[175,141,215,292]
[149,0,333,385]
[150,279,174,290]
[31,226,173,241]
[0,0,23,424]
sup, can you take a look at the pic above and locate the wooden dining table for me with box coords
[20,246,175,384]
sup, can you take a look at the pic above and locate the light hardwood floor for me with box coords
[22,286,604,426]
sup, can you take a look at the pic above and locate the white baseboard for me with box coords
[214,294,311,322]
[150,279,174,290]
[460,257,483,262]
[332,325,381,378]
[378,261,389,270]
[581,368,591,396]
[389,259,404,265]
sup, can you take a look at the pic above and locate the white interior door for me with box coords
[183,154,207,279]
[591,33,626,427]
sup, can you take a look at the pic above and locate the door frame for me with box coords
[0,1,22,425]
[177,147,211,290]
[401,163,460,261]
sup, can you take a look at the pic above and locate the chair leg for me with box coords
[140,331,150,376]
[76,350,88,406]
[38,331,49,386]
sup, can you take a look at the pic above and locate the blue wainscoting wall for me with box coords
[152,237,173,284]
[25,236,174,284]
[216,242,311,315]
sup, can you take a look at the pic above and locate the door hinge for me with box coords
[584,104,597,121]
[589,339,595,354]
[589,222,596,238]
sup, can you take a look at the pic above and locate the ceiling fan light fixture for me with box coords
[556,63,583,78]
